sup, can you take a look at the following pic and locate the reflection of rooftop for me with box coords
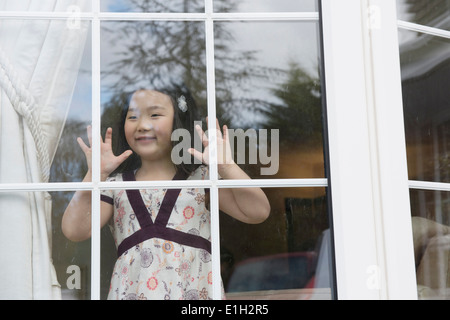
[398,0,450,30]
[399,11,450,183]
[399,27,450,81]
[399,25,450,124]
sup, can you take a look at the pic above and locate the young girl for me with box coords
[62,86,270,300]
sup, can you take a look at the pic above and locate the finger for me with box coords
[206,117,221,136]
[222,124,229,143]
[117,150,133,163]
[77,137,91,154]
[222,125,234,164]
[195,124,209,148]
[87,125,93,148]
[187,148,206,164]
[215,118,223,139]
[104,127,113,145]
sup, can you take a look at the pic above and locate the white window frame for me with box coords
[323,0,450,300]
[0,0,329,300]
[6,0,449,301]
[321,0,417,300]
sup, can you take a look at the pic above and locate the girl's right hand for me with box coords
[77,125,133,181]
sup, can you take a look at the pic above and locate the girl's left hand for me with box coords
[188,118,234,169]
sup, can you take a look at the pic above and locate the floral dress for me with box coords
[101,165,223,300]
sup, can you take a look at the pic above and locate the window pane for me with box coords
[0,19,91,184]
[399,29,450,183]
[213,0,318,12]
[0,0,88,11]
[101,21,207,156]
[214,21,324,179]
[0,191,91,299]
[220,187,333,300]
[51,27,92,183]
[101,186,215,300]
[101,0,204,13]
[52,191,92,300]
[396,0,450,31]
[410,189,450,299]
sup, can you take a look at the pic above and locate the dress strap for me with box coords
[123,171,153,228]
[154,169,189,227]
[117,169,211,257]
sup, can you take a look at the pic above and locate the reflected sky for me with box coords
[98,20,320,121]
[66,27,92,123]
[0,0,88,11]
[214,21,320,128]
[101,0,204,12]
[214,0,317,12]
[101,0,318,12]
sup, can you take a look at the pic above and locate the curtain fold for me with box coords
[0,0,90,299]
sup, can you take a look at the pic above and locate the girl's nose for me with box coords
[137,119,153,132]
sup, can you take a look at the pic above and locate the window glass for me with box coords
[100,20,207,133]
[0,0,87,11]
[410,189,450,299]
[0,19,91,184]
[213,0,318,13]
[399,29,450,183]
[101,0,204,13]
[51,31,92,183]
[101,186,215,300]
[0,191,90,299]
[214,21,324,179]
[221,187,333,300]
[51,191,92,300]
[0,16,91,298]
[399,27,450,300]
[396,0,450,31]
[2,1,334,300]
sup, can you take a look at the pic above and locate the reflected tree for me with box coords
[262,61,322,148]
[49,0,325,298]
[100,0,281,127]
[50,120,88,182]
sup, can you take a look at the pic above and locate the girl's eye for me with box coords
[128,116,137,120]
[151,114,160,118]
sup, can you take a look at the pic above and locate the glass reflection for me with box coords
[0,0,87,11]
[0,190,93,300]
[220,187,333,300]
[399,29,450,183]
[213,0,318,12]
[52,191,92,300]
[101,20,207,121]
[101,0,204,13]
[100,186,215,300]
[410,189,450,299]
[50,27,92,183]
[214,21,324,179]
[0,19,91,184]
[100,21,208,178]
[396,0,450,31]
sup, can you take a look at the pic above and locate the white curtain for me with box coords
[0,0,89,299]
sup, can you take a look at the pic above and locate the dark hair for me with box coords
[109,84,203,177]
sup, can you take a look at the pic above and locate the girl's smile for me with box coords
[135,135,157,142]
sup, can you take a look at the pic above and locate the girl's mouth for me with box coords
[136,136,156,142]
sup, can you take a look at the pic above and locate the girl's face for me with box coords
[124,90,174,162]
